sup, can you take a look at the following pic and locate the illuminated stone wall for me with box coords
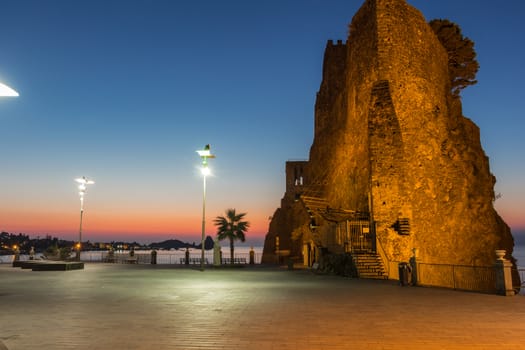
[262,161,309,264]
[263,0,515,269]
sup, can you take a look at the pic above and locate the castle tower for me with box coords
[308,0,514,266]
[263,0,516,278]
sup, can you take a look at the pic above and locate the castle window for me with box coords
[393,218,410,235]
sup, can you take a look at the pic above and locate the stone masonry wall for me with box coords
[262,161,309,264]
[263,0,515,271]
[369,0,513,266]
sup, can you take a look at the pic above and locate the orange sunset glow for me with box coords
[1,0,523,246]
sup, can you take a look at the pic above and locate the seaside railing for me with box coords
[0,250,262,265]
[0,250,263,265]
[85,250,262,265]
[417,263,498,294]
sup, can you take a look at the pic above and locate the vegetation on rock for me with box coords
[429,19,479,96]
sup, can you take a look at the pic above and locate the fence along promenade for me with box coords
[2,250,523,295]
[412,251,521,295]
[100,250,259,264]
[417,263,498,293]
[0,248,263,265]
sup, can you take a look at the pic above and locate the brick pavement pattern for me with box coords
[1,264,524,349]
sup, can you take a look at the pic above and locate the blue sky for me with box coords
[0,0,524,244]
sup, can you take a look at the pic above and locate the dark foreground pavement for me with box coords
[1,263,524,350]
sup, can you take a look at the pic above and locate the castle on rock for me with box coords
[262,0,518,288]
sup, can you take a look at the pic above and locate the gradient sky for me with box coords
[0,0,524,245]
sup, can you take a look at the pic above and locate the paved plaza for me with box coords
[0,263,524,350]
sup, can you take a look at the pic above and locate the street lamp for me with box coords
[196,144,215,271]
[0,82,19,97]
[75,176,94,261]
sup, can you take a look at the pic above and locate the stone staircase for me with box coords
[352,251,388,279]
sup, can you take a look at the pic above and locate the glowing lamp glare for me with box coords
[0,83,19,97]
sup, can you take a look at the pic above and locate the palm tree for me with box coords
[214,208,250,264]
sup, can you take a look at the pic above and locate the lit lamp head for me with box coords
[196,144,215,165]
[0,82,19,97]
[196,144,215,174]
[75,176,95,199]
[75,176,95,187]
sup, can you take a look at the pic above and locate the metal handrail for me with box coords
[417,262,497,293]
[375,235,390,277]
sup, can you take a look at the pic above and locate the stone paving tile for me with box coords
[0,264,524,349]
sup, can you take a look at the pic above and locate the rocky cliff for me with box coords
[263,0,515,271]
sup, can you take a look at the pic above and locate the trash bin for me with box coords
[249,248,255,265]
[151,250,157,265]
[287,258,294,270]
[398,262,409,286]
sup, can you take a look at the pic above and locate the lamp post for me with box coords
[0,82,19,97]
[196,144,215,271]
[75,176,94,261]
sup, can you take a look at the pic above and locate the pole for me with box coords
[78,196,84,261]
[201,172,206,270]
[75,176,94,261]
[196,145,214,270]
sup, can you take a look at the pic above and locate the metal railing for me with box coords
[84,251,261,265]
[417,263,497,294]
[375,236,390,277]
[0,251,263,265]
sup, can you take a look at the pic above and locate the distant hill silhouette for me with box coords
[149,236,214,250]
